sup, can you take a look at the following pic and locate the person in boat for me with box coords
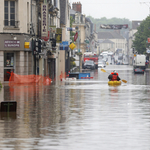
[108,70,121,81]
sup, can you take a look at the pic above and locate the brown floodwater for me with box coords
[0,65,150,150]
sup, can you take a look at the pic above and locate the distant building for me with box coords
[98,31,126,54]
[128,21,143,64]
[98,39,115,52]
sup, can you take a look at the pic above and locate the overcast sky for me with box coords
[70,0,150,21]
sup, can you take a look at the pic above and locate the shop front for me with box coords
[0,34,32,83]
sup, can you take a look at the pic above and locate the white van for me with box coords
[133,54,146,70]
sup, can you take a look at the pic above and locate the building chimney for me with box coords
[72,2,82,13]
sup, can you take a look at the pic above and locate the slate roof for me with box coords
[70,9,80,21]
[85,17,93,33]
[99,39,114,44]
[132,21,143,30]
[85,17,92,23]
[98,31,124,39]
[70,9,78,14]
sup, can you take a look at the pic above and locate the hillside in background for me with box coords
[87,16,132,32]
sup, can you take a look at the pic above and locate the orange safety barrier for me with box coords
[59,71,67,81]
[9,72,52,86]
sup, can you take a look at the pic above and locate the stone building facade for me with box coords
[0,0,32,83]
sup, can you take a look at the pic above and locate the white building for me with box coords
[128,21,142,64]
[98,31,127,54]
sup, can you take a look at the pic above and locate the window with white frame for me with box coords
[4,1,17,27]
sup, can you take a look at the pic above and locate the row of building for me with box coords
[0,0,98,83]
[0,0,142,83]
[97,21,142,65]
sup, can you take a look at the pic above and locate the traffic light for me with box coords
[38,40,41,53]
[32,39,35,55]
[50,39,56,47]
[133,48,135,54]
[35,39,39,53]
[34,39,41,54]
[30,23,33,35]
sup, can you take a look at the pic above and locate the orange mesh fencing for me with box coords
[59,71,67,81]
[9,72,52,86]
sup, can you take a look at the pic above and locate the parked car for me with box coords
[108,52,113,56]
[83,60,95,70]
[100,51,108,57]
[98,62,106,68]
[134,67,144,74]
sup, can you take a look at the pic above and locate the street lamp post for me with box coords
[75,26,81,72]
[140,2,150,15]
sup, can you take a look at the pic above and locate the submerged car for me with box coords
[134,68,144,74]
[98,62,106,68]
[83,60,95,70]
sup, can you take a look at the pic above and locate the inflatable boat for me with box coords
[108,80,121,86]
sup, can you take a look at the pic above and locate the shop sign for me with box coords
[42,31,50,41]
[4,40,20,48]
[56,28,62,43]
[146,49,150,53]
[60,41,69,50]
[50,26,56,33]
[41,3,48,38]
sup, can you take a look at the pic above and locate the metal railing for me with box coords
[4,20,19,28]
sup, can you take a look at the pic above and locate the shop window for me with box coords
[4,53,14,81]
[4,53,14,67]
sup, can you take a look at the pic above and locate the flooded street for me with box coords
[1,65,150,150]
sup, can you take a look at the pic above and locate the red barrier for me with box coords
[8,72,52,86]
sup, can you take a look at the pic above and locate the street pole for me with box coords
[76,26,80,72]
[78,30,80,72]
[140,2,150,16]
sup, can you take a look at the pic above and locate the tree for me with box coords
[70,16,76,42]
[132,16,150,54]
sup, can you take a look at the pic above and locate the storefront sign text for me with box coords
[4,40,20,48]
[41,3,48,38]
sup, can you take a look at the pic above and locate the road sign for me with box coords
[74,32,78,41]
[146,49,150,53]
[147,38,150,43]
[67,27,75,31]
[69,43,76,50]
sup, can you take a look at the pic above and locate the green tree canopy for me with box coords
[132,16,150,54]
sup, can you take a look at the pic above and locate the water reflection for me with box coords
[0,66,150,149]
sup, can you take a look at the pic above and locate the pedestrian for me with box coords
[108,70,121,81]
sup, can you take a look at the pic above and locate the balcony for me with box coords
[3,20,19,30]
